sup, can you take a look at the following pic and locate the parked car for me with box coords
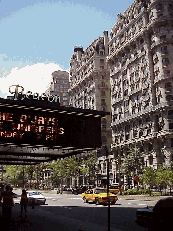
[136,197,173,230]
[27,191,46,205]
[82,188,118,205]
[72,186,87,195]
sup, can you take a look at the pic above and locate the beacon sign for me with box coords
[9,85,60,103]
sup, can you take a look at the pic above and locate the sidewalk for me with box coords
[118,194,172,201]
[0,204,122,231]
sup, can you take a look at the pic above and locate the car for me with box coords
[27,191,46,205]
[81,188,118,205]
[72,186,87,195]
[136,197,173,230]
[109,183,120,194]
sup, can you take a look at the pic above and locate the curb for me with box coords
[118,195,172,201]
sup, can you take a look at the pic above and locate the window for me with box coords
[149,155,153,165]
[150,11,154,18]
[101,90,106,96]
[165,82,171,88]
[166,95,173,102]
[133,122,137,127]
[63,102,68,105]
[165,70,170,75]
[100,59,104,65]
[139,18,143,23]
[124,89,128,96]
[64,85,68,88]
[147,129,151,135]
[169,123,173,129]
[139,131,143,137]
[168,110,173,119]
[137,94,142,101]
[101,99,106,105]
[162,58,169,64]
[102,124,106,131]
[160,35,166,40]
[63,97,68,100]
[63,93,68,96]
[125,125,130,132]
[156,4,163,11]
[138,8,141,13]
[142,57,146,63]
[161,46,167,53]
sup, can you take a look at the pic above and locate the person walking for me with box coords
[20,189,28,216]
[0,185,14,219]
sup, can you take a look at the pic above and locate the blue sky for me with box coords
[0,0,134,97]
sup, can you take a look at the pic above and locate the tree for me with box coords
[155,165,173,195]
[25,165,35,188]
[141,167,156,196]
[121,148,143,180]
[4,165,23,187]
[80,156,98,185]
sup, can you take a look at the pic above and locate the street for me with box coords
[10,189,158,231]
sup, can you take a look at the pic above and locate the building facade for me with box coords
[45,70,70,106]
[68,31,114,185]
[107,0,173,184]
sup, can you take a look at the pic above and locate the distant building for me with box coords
[45,70,70,106]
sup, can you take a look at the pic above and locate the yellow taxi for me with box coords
[81,188,118,205]
[109,183,121,195]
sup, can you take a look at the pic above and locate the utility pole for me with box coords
[105,146,110,231]
[1,165,3,181]
[23,167,25,189]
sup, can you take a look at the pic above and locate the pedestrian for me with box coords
[0,185,14,219]
[20,189,28,216]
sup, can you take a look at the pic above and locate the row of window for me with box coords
[54,80,68,84]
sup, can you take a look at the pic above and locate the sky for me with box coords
[0,0,135,98]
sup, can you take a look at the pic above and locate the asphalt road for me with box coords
[10,189,158,231]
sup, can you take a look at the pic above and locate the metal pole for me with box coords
[23,167,25,189]
[1,165,3,181]
[106,146,110,231]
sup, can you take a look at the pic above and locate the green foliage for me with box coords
[4,165,23,187]
[141,167,156,188]
[121,148,143,177]
[80,156,98,180]
[3,154,98,188]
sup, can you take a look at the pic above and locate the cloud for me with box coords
[0,62,65,98]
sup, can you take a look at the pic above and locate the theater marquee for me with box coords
[0,89,109,164]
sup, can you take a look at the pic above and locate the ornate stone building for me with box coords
[107,0,173,184]
[68,31,113,185]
